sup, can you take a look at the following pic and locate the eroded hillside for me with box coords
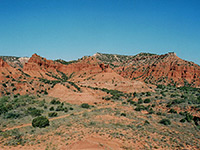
[0,52,200,150]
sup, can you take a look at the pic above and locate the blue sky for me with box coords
[0,0,200,64]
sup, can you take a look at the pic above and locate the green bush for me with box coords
[49,106,54,111]
[157,85,165,89]
[135,105,146,111]
[2,83,7,87]
[148,108,155,114]
[185,113,193,122]
[32,116,49,128]
[69,107,73,110]
[26,107,43,117]
[4,112,21,119]
[44,90,48,95]
[146,92,151,96]
[180,118,186,123]
[166,103,172,108]
[138,98,143,104]
[144,120,150,125]
[50,99,61,105]
[156,112,162,115]
[159,119,171,125]
[56,105,64,111]
[48,112,58,117]
[144,98,151,103]
[168,109,177,114]
[129,100,136,105]
[81,103,90,109]
[64,107,68,112]
[121,113,126,117]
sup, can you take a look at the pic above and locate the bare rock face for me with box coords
[24,53,57,70]
[23,53,112,78]
[0,58,9,68]
[0,56,29,68]
[18,57,30,66]
[117,52,200,87]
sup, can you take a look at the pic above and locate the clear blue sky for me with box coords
[0,0,200,64]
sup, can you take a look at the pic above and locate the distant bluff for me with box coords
[94,52,200,87]
[1,52,200,87]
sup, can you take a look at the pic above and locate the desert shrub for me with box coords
[179,111,186,116]
[12,88,17,91]
[159,119,171,125]
[121,113,126,117]
[171,99,185,104]
[129,100,136,105]
[2,83,7,87]
[168,109,177,114]
[161,91,166,97]
[56,105,64,111]
[157,85,165,89]
[135,105,146,111]
[170,94,179,98]
[102,96,111,101]
[69,107,73,110]
[190,98,200,104]
[32,116,49,128]
[6,92,10,95]
[180,118,186,123]
[144,98,151,103]
[49,106,54,111]
[13,94,18,98]
[44,90,48,95]
[146,92,151,96]
[67,81,81,92]
[185,113,193,122]
[0,96,9,103]
[122,101,126,104]
[4,112,21,119]
[26,107,43,117]
[81,103,90,109]
[138,98,143,104]
[144,120,150,125]
[156,112,162,115]
[50,99,61,105]
[38,99,46,107]
[48,112,57,117]
[193,116,200,126]
[101,88,124,99]
[166,103,172,108]
[64,107,68,112]
[148,108,155,114]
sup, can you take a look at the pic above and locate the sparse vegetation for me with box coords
[0,53,200,149]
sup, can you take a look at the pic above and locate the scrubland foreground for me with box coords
[0,52,200,149]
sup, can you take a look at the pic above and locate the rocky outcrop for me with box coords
[0,56,29,68]
[0,58,10,68]
[23,53,112,78]
[117,52,200,87]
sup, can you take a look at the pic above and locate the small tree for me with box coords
[144,98,151,103]
[32,116,49,128]
[159,119,171,125]
[81,103,90,109]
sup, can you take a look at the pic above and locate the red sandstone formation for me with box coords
[23,53,112,78]
[116,52,200,87]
